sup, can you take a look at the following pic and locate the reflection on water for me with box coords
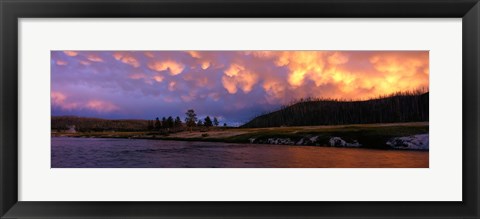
[51,137,428,168]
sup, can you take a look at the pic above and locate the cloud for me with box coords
[51,91,78,110]
[51,91,118,113]
[153,75,164,82]
[86,100,119,113]
[129,73,147,80]
[201,61,210,70]
[86,54,103,62]
[328,52,349,65]
[222,64,259,94]
[113,52,140,68]
[144,52,155,58]
[63,51,78,57]
[180,90,198,102]
[262,79,286,103]
[364,51,429,95]
[270,51,329,87]
[248,51,276,59]
[221,76,238,94]
[56,60,68,66]
[188,51,201,58]
[224,63,243,77]
[168,81,176,91]
[208,92,221,101]
[252,51,429,100]
[148,60,185,75]
[51,91,66,105]
[79,60,91,66]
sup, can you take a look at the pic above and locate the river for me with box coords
[51,137,428,168]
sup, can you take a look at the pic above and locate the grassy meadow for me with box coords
[53,122,428,149]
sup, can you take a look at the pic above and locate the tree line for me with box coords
[241,90,429,128]
[146,109,225,132]
[52,109,227,133]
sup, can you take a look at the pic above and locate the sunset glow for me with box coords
[51,51,429,125]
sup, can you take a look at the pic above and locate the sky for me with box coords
[51,50,429,126]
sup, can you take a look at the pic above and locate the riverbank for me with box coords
[52,122,429,150]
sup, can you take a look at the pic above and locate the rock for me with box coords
[386,134,429,150]
[328,137,362,147]
[266,138,295,145]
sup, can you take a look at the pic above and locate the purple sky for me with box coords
[51,51,429,126]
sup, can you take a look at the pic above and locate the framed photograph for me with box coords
[1,0,479,218]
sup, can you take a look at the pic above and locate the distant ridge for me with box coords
[241,92,429,128]
[51,116,148,132]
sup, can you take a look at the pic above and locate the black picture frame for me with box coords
[1,0,479,218]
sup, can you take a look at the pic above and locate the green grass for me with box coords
[221,124,428,148]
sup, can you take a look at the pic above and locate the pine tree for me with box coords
[174,116,182,128]
[185,109,197,130]
[204,116,213,127]
[167,116,174,128]
[161,117,167,129]
[154,117,161,130]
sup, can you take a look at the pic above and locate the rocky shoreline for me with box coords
[247,134,428,150]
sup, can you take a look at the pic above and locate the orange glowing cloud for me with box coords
[51,91,66,105]
[362,52,429,96]
[152,75,164,82]
[222,77,238,94]
[56,60,68,66]
[63,51,78,57]
[201,61,210,70]
[188,51,202,59]
[148,60,185,75]
[251,51,429,100]
[113,52,140,68]
[144,52,155,58]
[222,64,259,94]
[273,51,328,87]
[86,100,119,113]
[51,91,118,113]
[51,92,78,110]
[262,79,287,104]
[328,52,349,65]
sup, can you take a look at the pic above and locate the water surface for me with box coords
[51,137,428,168]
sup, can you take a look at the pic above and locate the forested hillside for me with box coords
[52,116,148,132]
[241,91,429,128]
